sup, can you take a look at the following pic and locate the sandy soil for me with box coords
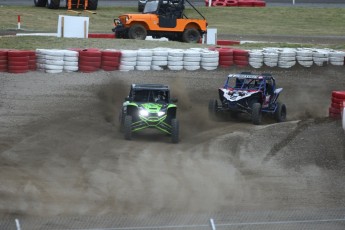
[0,64,345,228]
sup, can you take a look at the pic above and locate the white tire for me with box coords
[184,61,200,66]
[43,49,65,56]
[45,55,64,61]
[64,56,79,62]
[152,56,168,61]
[153,49,169,56]
[201,51,219,58]
[121,56,137,62]
[137,56,152,62]
[121,50,137,58]
[45,59,64,66]
[137,49,153,57]
[45,69,63,74]
[120,61,136,66]
[202,66,218,71]
[168,65,183,71]
[152,60,168,66]
[168,56,183,61]
[136,61,152,66]
[184,56,201,62]
[135,65,151,71]
[64,50,79,57]
[64,61,78,66]
[184,65,200,71]
[168,49,184,57]
[201,62,218,67]
[151,65,164,71]
[64,65,79,71]
[184,50,200,57]
[36,58,46,64]
[45,64,64,70]
[296,56,313,61]
[279,56,295,62]
[249,57,263,63]
[36,63,46,69]
[168,61,183,66]
[298,60,313,67]
[119,65,135,71]
[201,57,219,63]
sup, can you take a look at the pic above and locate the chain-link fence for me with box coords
[1,208,345,230]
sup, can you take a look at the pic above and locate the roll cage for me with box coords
[128,84,170,103]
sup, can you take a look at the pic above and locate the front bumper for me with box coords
[131,115,173,134]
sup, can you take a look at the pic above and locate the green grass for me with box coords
[0,5,344,50]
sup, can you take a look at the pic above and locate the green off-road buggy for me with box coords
[119,84,179,143]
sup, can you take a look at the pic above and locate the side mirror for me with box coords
[274,88,283,94]
[171,98,178,103]
[125,96,132,101]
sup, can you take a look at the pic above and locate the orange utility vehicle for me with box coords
[34,0,98,10]
[112,0,207,43]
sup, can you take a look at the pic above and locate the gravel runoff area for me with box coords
[0,62,345,229]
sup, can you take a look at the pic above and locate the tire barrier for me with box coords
[183,49,201,71]
[342,102,345,133]
[205,0,266,7]
[168,49,184,71]
[249,49,264,69]
[329,91,345,119]
[79,49,102,73]
[2,47,344,74]
[233,49,249,67]
[8,50,32,74]
[0,49,8,72]
[119,50,137,71]
[136,49,153,71]
[101,49,121,71]
[249,48,345,68]
[152,48,169,71]
[216,47,234,68]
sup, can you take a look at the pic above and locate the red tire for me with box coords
[329,112,341,119]
[217,40,240,45]
[332,97,345,104]
[212,1,226,6]
[233,49,248,56]
[8,65,29,70]
[331,102,343,109]
[219,60,234,66]
[101,56,120,62]
[102,66,119,71]
[0,60,8,65]
[238,0,254,7]
[8,61,29,67]
[329,107,341,114]
[234,55,248,61]
[79,50,102,57]
[101,50,122,57]
[79,56,102,62]
[8,56,29,62]
[234,60,249,66]
[332,91,345,99]
[253,1,266,7]
[219,56,234,61]
[225,0,238,6]
[101,60,120,67]
[8,50,30,57]
[0,55,8,61]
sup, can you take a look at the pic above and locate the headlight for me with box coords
[158,111,165,117]
[139,109,149,117]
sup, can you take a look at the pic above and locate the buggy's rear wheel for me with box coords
[128,24,147,40]
[208,99,219,120]
[119,109,125,133]
[34,0,47,7]
[274,102,287,122]
[171,118,179,144]
[251,102,262,125]
[124,115,132,140]
[46,0,60,9]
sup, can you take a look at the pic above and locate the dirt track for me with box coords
[1,64,345,226]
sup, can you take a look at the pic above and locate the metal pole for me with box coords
[209,218,216,230]
[15,219,21,230]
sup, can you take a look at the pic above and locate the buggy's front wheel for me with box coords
[208,99,220,120]
[274,102,287,122]
[171,118,179,144]
[124,115,132,140]
[251,102,262,125]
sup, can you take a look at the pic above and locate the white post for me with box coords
[292,0,295,5]
[15,219,21,230]
[208,0,212,7]
[209,218,216,230]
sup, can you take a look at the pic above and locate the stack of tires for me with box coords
[313,49,329,67]
[78,49,102,73]
[136,49,152,71]
[168,49,184,71]
[329,51,345,66]
[63,50,79,73]
[329,91,345,119]
[205,0,266,7]
[183,49,201,71]
[0,49,8,73]
[35,49,65,73]
[278,48,296,68]
[296,48,313,68]
[101,49,121,71]
[233,49,249,67]
[7,50,32,74]
[249,49,264,69]
[200,50,219,70]
[216,48,234,68]
[119,50,137,71]
[152,48,169,71]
